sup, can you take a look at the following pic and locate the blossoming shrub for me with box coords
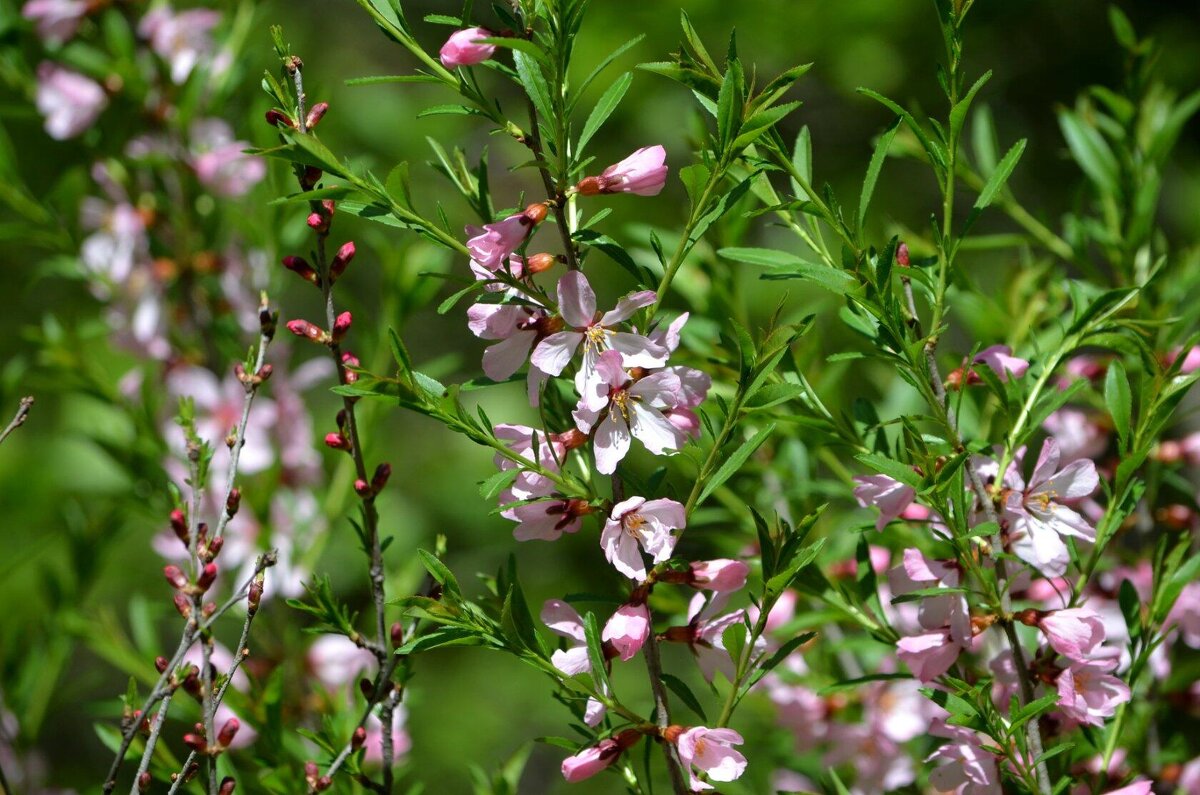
[2,0,1200,794]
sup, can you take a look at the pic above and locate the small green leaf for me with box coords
[974,138,1027,210]
[660,673,707,722]
[1103,358,1132,449]
[696,423,776,507]
[858,118,900,235]
[577,72,633,155]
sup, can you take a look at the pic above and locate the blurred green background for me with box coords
[1,0,1198,792]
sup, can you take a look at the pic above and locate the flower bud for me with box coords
[155,656,170,673]
[282,255,320,285]
[181,667,200,697]
[217,718,239,748]
[286,319,330,345]
[182,733,207,753]
[688,559,750,592]
[439,27,497,68]
[524,252,557,274]
[257,363,274,382]
[202,601,216,619]
[164,565,188,590]
[897,242,910,267]
[218,777,236,795]
[226,488,241,518]
[204,536,223,563]
[170,509,188,543]
[264,109,295,128]
[358,678,374,699]
[391,621,404,649]
[173,593,192,618]
[138,772,151,792]
[324,432,351,451]
[305,102,329,129]
[575,175,602,196]
[523,202,549,225]
[307,212,328,233]
[331,311,352,343]
[351,726,367,750]
[341,352,360,385]
[354,479,371,497]
[316,777,331,792]
[196,563,218,593]
[300,166,323,191]
[372,463,392,493]
[248,576,264,613]
[328,241,355,283]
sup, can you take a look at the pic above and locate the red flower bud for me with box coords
[324,433,351,451]
[354,478,371,497]
[137,772,151,792]
[328,241,356,283]
[164,565,188,590]
[575,175,602,196]
[306,212,327,232]
[182,733,208,753]
[304,761,321,788]
[196,563,218,593]
[226,488,241,517]
[331,311,352,343]
[524,252,558,274]
[257,363,274,382]
[372,463,392,493]
[391,621,404,648]
[351,726,367,750]
[218,777,236,795]
[523,202,549,225]
[305,102,329,129]
[155,656,169,673]
[264,109,295,128]
[248,578,264,612]
[316,777,331,792]
[205,535,223,562]
[217,718,240,748]
[286,319,330,345]
[173,593,192,618]
[282,255,320,285]
[170,509,188,543]
[897,242,910,267]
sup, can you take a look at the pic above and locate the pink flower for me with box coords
[682,592,756,682]
[1169,345,1200,374]
[896,628,964,682]
[510,498,588,542]
[600,496,684,579]
[165,365,278,474]
[363,705,412,766]
[35,62,107,140]
[138,6,222,84]
[1102,782,1152,795]
[927,728,1001,795]
[689,559,749,592]
[466,213,536,270]
[439,27,496,68]
[1003,438,1099,577]
[530,271,666,395]
[579,146,669,196]
[466,302,550,382]
[561,739,621,782]
[1166,582,1200,647]
[1037,607,1106,661]
[888,549,971,645]
[974,344,1029,382]
[853,474,916,531]
[22,0,88,44]
[308,634,377,688]
[573,350,687,474]
[1055,657,1130,727]
[541,600,607,724]
[675,727,747,790]
[190,119,265,197]
[601,602,649,661]
[80,198,147,286]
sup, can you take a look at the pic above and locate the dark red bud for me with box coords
[138,772,151,792]
[226,488,241,517]
[305,102,329,129]
[217,718,239,747]
[155,656,170,673]
[205,536,224,562]
[264,109,295,128]
[164,565,188,590]
[282,255,320,285]
[351,726,367,750]
[372,463,392,492]
[307,212,327,231]
[358,678,373,699]
[257,363,273,381]
[316,777,331,792]
[354,478,371,497]
[170,509,188,542]
[553,429,587,450]
[897,242,910,267]
[202,602,216,618]
[390,621,404,649]
[286,319,330,345]
[173,593,192,618]
[324,433,350,451]
[248,578,263,612]
[218,777,236,795]
[196,563,218,592]
[182,733,207,753]
[329,241,356,283]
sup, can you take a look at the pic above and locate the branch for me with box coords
[0,396,33,446]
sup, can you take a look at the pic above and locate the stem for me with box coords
[0,396,33,446]
[641,629,689,795]
[524,103,579,271]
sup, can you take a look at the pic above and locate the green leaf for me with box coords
[949,70,992,142]
[854,452,920,487]
[1103,358,1132,449]
[857,88,946,172]
[1058,110,1120,194]
[858,118,901,235]
[577,72,633,155]
[660,673,707,721]
[513,50,554,125]
[582,613,611,694]
[974,138,1027,210]
[474,36,549,63]
[715,59,744,150]
[695,423,776,506]
[417,549,462,600]
[719,247,855,295]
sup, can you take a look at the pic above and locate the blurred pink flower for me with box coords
[22,0,88,44]
[308,634,376,689]
[600,496,683,580]
[853,474,916,531]
[676,726,747,791]
[35,62,107,140]
[138,5,222,84]
[973,344,1029,382]
[438,27,496,67]
[363,705,411,766]
[1043,408,1109,463]
[927,726,1001,795]
[190,119,265,197]
[166,365,278,474]
[888,548,971,645]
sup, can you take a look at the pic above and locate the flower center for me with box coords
[609,388,631,422]
[584,324,610,350]
[623,513,646,537]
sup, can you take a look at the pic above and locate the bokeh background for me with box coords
[1,0,1198,792]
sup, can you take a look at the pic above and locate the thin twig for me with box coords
[524,102,579,271]
[0,396,33,446]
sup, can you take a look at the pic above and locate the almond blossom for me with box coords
[896,628,965,682]
[577,145,669,196]
[1055,656,1130,727]
[1036,607,1106,661]
[138,5,223,84]
[35,62,107,140]
[541,599,606,724]
[674,726,748,791]
[688,559,749,592]
[852,474,916,531]
[530,271,667,394]
[927,723,1001,795]
[439,27,496,67]
[673,592,758,682]
[600,496,684,579]
[466,301,552,383]
[973,344,1030,382]
[1003,438,1100,577]
[573,350,686,474]
[601,602,649,661]
[22,0,87,44]
[561,738,621,782]
[189,118,266,198]
[465,206,545,270]
[888,548,971,645]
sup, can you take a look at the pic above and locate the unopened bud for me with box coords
[282,255,320,285]
[218,777,236,795]
[328,241,356,283]
[181,666,200,697]
[304,761,320,782]
[196,563,218,593]
[391,621,404,648]
[341,352,360,385]
[173,593,192,618]
[358,678,373,699]
[897,242,910,267]
[351,726,367,750]
[523,202,548,225]
[217,718,240,748]
[202,601,216,618]
[286,319,330,345]
[205,536,224,562]
[372,463,392,493]
[155,656,169,673]
[248,577,264,612]
[264,108,295,128]
[305,102,329,129]
[575,175,602,196]
[324,432,351,451]
[331,311,352,343]
[316,777,331,792]
[164,565,188,590]
[182,733,207,753]
[257,363,273,382]
[226,488,241,517]
[138,772,151,792]
[259,307,277,339]
[170,509,188,543]
[524,252,557,274]
[354,479,371,497]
